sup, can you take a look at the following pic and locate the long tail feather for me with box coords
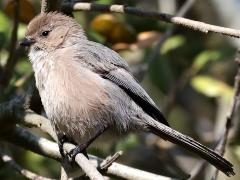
[146,118,235,176]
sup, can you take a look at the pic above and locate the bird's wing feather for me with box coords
[101,68,169,126]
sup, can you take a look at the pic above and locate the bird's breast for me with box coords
[36,59,111,142]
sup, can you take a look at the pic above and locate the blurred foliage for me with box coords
[191,75,234,99]
[0,0,239,179]
[91,14,136,43]
[161,35,186,55]
[3,0,36,23]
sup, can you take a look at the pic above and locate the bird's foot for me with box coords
[58,134,69,158]
[66,143,89,162]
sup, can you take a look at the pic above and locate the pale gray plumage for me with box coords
[20,12,234,176]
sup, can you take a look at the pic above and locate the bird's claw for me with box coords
[66,143,89,162]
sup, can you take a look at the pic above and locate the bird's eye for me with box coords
[41,30,50,37]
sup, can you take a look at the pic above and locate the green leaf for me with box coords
[18,23,27,40]
[0,11,10,34]
[160,35,186,55]
[192,50,221,73]
[0,11,10,47]
[191,75,233,99]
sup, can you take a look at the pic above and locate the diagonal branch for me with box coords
[211,50,240,179]
[6,126,104,180]
[4,126,171,180]
[61,2,240,38]
[0,147,53,180]
[21,110,57,141]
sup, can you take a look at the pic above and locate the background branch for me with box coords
[61,2,240,38]
[211,50,240,179]
[0,147,53,180]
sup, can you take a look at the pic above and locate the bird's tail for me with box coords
[145,117,235,176]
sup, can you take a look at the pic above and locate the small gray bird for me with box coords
[20,12,234,176]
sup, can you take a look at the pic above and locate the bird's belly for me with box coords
[39,65,112,142]
[43,90,110,144]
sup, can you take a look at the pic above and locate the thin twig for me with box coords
[0,147,53,180]
[61,2,240,38]
[41,0,48,13]
[4,126,172,180]
[100,151,123,170]
[211,50,240,179]
[41,0,61,13]
[96,158,171,180]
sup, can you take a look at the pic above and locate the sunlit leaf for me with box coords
[0,11,10,48]
[0,49,9,66]
[191,75,233,99]
[0,11,10,33]
[160,35,186,55]
[18,23,27,39]
[192,50,221,73]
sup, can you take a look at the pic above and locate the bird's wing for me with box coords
[75,41,169,126]
[101,68,169,127]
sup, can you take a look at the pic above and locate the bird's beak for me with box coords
[19,38,36,47]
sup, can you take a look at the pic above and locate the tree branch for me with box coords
[4,126,172,180]
[211,50,240,179]
[21,110,57,141]
[0,147,53,180]
[133,0,196,80]
[41,0,61,13]
[61,2,240,38]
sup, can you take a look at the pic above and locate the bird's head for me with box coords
[20,12,86,62]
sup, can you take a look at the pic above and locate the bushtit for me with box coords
[20,12,234,176]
